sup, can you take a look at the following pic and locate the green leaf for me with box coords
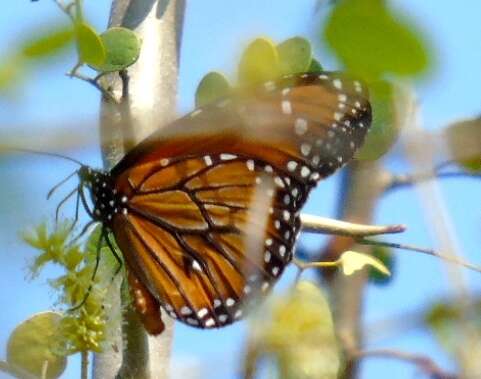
[7,312,67,379]
[0,57,25,92]
[277,37,312,76]
[339,250,391,276]
[308,58,324,73]
[249,281,340,379]
[355,80,405,160]
[368,246,394,285]
[425,301,481,358]
[21,25,74,60]
[324,0,431,80]
[92,27,141,72]
[445,117,481,172]
[75,22,106,66]
[195,72,231,107]
[238,37,279,84]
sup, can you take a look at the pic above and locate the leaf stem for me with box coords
[358,238,481,274]
[293,257,340,282]
[67,69,119,104]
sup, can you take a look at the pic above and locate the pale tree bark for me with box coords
[325,161,388,379]
[93,1,185,378]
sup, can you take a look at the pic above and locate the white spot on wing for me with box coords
[301,166,311,177]
[220,153,237,160]
[287,161,298,172]
[332,78,342,89]
[282,100,292,115]
[264,81,276,91]
[204,155,213,166]
[300,143,311,156]
[295,118,308,135]
[192,260,202,272]
[198,308,208,318]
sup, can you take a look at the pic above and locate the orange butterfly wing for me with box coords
[110,72,371,330]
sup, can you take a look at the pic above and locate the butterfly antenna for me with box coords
[5,147,85,166]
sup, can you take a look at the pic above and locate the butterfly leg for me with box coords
[69,227,105,312]
[104,230,123,277]
[47,170,77,199]
[79,185,95,218]
[67,187,81,233]
[70,220,96,245]
[54,187,77,225]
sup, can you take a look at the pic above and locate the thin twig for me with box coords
[68,70,119,104]
[386,161,481,193]
[300,213,405,237]
[52,0,74,19]
[352,348,458,379]
[358,238,481,274]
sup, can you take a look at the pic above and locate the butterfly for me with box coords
[69,71,371,334]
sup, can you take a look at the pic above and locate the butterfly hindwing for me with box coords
[113,155,302,328]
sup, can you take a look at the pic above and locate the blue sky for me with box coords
[1,1,481,378]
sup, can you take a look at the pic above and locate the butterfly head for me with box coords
[78,166,128,224]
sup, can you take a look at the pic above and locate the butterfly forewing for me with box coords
[108,72,371,330]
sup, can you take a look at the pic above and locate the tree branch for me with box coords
[352,348,457,379]
[92,1,185,379]
[300,213,405,237]
[385,161,481,193]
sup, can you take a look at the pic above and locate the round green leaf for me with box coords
[7,312,67,379]
[238,38,279,84]
[324,0,431,80]
[277,37,312,75]
[75,22,106,66]
[92,27,141,72]
[368,246,394,285]
[308,58,324,73]
[250,281,340,379]
[195,72,231,107]
[21,25,74,60]
[445,118,481,172]
[355,80,401,160]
